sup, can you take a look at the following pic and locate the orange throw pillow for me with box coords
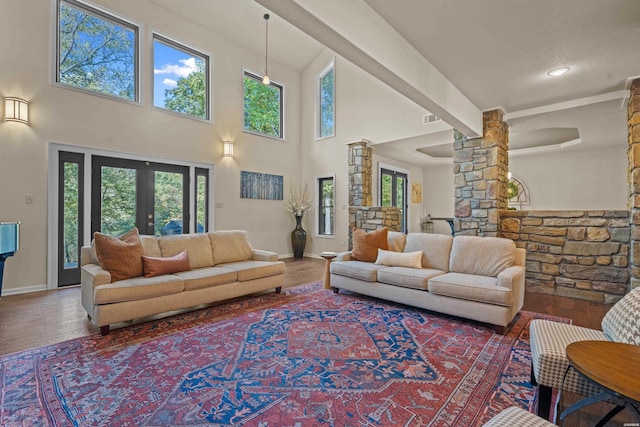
[351,227,389,262]
[142,250,191,278]
[93,228,144,282]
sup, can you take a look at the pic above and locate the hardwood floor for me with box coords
[0,257,629,426]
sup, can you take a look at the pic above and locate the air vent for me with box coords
[423,113,441,125]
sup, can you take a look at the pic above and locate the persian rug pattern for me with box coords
[0,282,565,426]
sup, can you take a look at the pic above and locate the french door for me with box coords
[57,151,85,286]
[91,156,190,236]
[380,168,408,233]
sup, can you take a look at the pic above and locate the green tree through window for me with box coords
[243,70,283,138]
[57,0,137,101]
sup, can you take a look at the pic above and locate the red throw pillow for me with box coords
[93,228,144,282]
[142,250,191,278]
[351,227,389,262]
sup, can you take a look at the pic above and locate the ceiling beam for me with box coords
[255,0,483,137]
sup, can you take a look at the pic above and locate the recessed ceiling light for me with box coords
[547,67,570,77]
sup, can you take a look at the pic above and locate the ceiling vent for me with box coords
[423,113,441,125]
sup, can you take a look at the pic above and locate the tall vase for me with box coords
[291,213,307,258]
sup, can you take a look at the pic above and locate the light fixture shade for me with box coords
[262,75,270,85]
[4,97,29,124]
[223,141,234,157]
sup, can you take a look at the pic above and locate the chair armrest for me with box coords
[497,266,525,290]
[336,251,352,261]
[252,249,279,262]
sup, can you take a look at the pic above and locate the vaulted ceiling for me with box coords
[150,0,640,166]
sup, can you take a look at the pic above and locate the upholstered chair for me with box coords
[482,406,556,427]
[529,287,640,420]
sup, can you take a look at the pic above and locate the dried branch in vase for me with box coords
[286,183,312,216]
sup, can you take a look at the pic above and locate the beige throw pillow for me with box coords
[375,249,423,269]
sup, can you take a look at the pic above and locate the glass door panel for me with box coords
[58,151,84,286]
[195,168,209,233]
[154,170,185,235]
[380,168,408,233]
[99,165,138,236]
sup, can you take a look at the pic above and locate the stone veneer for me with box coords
[628,78,640,290]
[453,110,509,236]
[500,210,630,303]
[347,140,401,249]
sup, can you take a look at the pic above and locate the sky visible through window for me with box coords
[153,39,204,110]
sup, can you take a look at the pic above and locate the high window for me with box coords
[317,176,335,236]
[56,0,138,101]
[317,61,335,139]
[153,34,209,120]
[243,69,284,139]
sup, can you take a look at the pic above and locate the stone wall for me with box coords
[453,110,509,236]
[628,78,640,290]
[500,210,630,303]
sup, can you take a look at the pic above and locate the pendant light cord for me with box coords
[264,14,270,83]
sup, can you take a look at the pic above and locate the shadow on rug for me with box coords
[0,282,568,426]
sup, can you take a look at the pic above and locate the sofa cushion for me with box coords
[174,267,238,291]
[387,231,407,252]
[158,233,214,269]
[449,236,515,277]
[330,261,387,282]
[378,267,444,291]
[220,260,285,281]
[139,235,162,257]
[375,249,422,269]
[351,227,388,262]
[428,272,512,306]
[404,233,453,271]
[93,228,144,282]
[209,230,253,264]
[94,274,184,304]
[142,250,191,278]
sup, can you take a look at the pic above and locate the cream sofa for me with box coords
[81,230,284,335]
[330,233,526,333]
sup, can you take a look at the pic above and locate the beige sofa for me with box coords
[81,230,284,335]
[330,233,526,333]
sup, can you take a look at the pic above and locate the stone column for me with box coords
[453,109,509,236]
[348,140,372,208]
[628,78,640,290]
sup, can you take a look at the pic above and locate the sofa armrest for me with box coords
[252,249,279,262]
[497,266,525,290]
[81,263,112,287]
[336,251,352,261]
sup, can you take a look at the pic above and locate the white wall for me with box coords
[0,0,302,293]
[300,49,430,254]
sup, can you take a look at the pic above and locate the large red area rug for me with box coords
[1,282,566,426]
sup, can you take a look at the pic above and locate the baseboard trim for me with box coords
[1,284,48,297]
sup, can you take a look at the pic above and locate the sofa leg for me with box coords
[332,287,339,294]
[100,325,110,336]
[492,324,505,335]
[536,384,553,421]
[275,287,282,294]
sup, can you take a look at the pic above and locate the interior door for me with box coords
[91,156,189,236]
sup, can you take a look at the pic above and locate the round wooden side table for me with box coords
[560,340,640,426]
[319,252,337,290]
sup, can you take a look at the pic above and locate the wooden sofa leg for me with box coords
[100,325,110,336]
[332,288,339,294]
[275,287,282,294]
[492,325,505,335]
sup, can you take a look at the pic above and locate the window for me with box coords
[195,168,209,232]
[317,61,335,139]
[243,69,284,139]
[317,176,335,236]
[153,35,209,120]
[56,0,138,101]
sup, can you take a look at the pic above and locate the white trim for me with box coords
[2,284,48,297]
[315,174,336,238]
[241,67,286,141]
[315,58,336,140]
[47,142,216,290]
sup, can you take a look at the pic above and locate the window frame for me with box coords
[152,33,211,121]
[55,0,140,103]
[242,68,285,141]
[316,174,335,238]
[316,60,336,140]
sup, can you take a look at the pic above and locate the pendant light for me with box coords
[262,13,270,85]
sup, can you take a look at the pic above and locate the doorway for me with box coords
[380,167,408,233]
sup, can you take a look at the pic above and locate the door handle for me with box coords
[148,222,154,227]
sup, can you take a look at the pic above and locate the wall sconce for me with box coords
[223,141,234,157]
[4,97,29,124]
